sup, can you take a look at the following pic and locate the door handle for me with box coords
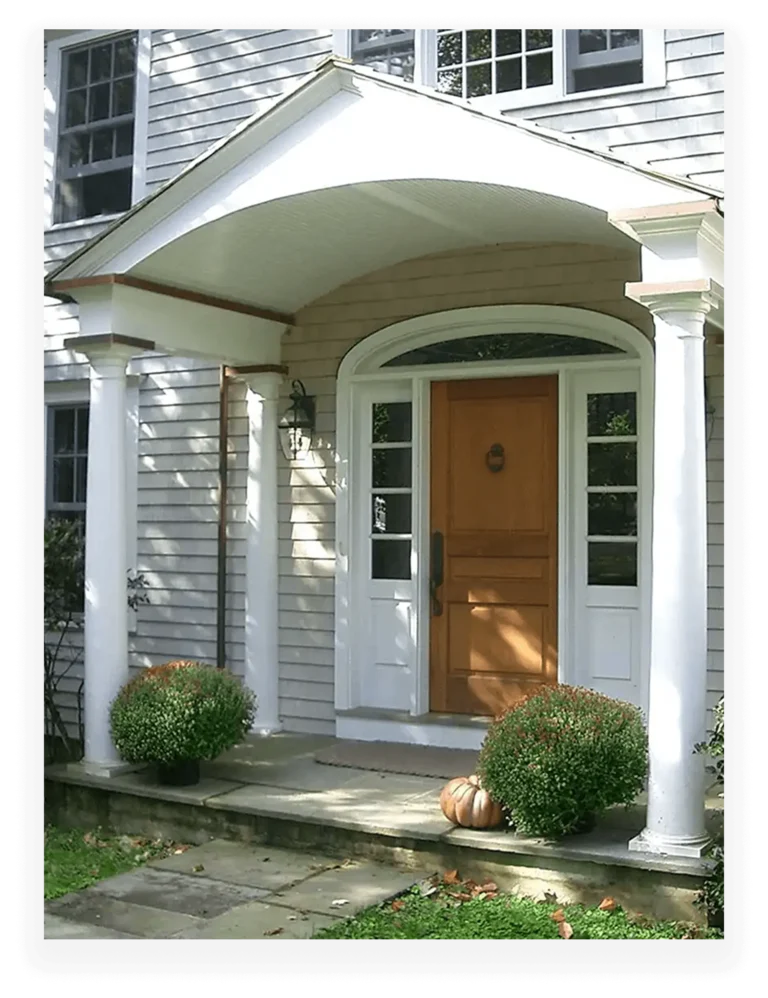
[430,530,444,617]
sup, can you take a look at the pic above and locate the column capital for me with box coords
[625,278,724,324]
[609,199,723,286]
[64,333,155,370]
[231,364,287,398]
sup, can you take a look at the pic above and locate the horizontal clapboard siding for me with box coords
[43,24,725,736]
[145,28,332,191]
[279,241,647,730]
[45,29,332,264]
[705,335,724,717]
[510,30,724,190]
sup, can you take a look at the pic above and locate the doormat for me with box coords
[314,740,480,780]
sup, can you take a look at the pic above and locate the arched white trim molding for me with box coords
[334,304,654,742]
[338,305,653,379]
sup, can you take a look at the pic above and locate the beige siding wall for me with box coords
[280,241,724,732]
[278,241,649,732]
[45,240,724,737]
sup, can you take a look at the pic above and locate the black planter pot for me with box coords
[707,907,724,931]
[156,759,200,786]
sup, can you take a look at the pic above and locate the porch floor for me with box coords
[45,733,723,923]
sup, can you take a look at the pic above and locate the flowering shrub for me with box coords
[695,697,724,926]
[477,685,648,837]
[110,661,255,765]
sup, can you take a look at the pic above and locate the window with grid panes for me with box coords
[370,402,413,580]
[585,392,638,587]
[350,30,415,81]
[436,29,554,98]
[565,30,643,93]
[46,404,89,609]
[54,33,138,223]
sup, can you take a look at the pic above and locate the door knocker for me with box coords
[485,443,505,473]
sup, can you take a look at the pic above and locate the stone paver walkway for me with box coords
[44,839,421,939]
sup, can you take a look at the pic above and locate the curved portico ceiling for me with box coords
[48,59,718,315]
[128,179,634,314]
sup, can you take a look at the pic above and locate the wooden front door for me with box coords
[429,376,558,716]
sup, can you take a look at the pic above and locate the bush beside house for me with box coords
[109,661,256,784]
[478,685,648,837]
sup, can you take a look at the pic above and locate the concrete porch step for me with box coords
[45,736,721,925]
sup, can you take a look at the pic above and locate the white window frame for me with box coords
[335,29,666,111]
[44,378,141,632]
[44,29,151,231]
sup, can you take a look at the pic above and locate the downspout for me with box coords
[216,365,229,669]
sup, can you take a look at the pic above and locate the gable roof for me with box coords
[46,57,723,304]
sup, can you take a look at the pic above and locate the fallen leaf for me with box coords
[483,892,499,900]
[453,892,474,902]
[287,916,297,921]
[330,899,349,907]
[173,844,190,854]
[418,883,438,897]
[558,921,574,939]
[262,858,271,863]
[478,881,498,894]
[391,899,405,912]
[89,869,98,876]
[192,864,204,873]
[443,869,461,885]
[543,891,558,903]
[83,832,99,847]
[598,897,617,912]
[551,908,566,923]
[263,927,284,936]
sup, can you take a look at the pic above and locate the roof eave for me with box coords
[45,57,723,284]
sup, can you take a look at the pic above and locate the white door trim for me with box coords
[334,305,654,746]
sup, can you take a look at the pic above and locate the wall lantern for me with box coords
[278,379,316,461]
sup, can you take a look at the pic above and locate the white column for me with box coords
[244,372,282,734]
[629,289,719,857]
[81,346,134,771]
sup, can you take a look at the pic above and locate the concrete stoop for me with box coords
[44,736,720,926]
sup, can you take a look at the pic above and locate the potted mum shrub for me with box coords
[478,685,647,838]
[110,660,256,786]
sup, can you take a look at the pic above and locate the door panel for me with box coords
[430,376,558,716]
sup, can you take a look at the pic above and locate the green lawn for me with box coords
[44,825,190,900]
[315,878,722,940]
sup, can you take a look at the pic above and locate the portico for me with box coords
[46,58,723,858]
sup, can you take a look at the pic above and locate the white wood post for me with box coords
[244,372,283,734]
[628,287,720,857]
[80,344,136,771]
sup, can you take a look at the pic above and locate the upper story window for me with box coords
[436,29,555,98]
[54,33,138,224]
[340,29,663,109]
[566,30,643,93]
[350,30,415,81]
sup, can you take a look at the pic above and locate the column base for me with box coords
[80,759,145,779]
[629,827,711,858]
[250,721,283,737]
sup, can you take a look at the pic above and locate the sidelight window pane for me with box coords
[588,542,637,586]
[372,402,412,443]
[588,442,637,486]
[587,392,637,436]
[588,492,637,537]
[371,493,411,534]
[372,539,411,580]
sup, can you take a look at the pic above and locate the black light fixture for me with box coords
[278,379,316,461]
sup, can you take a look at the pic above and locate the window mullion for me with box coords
[553,29,567,98]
